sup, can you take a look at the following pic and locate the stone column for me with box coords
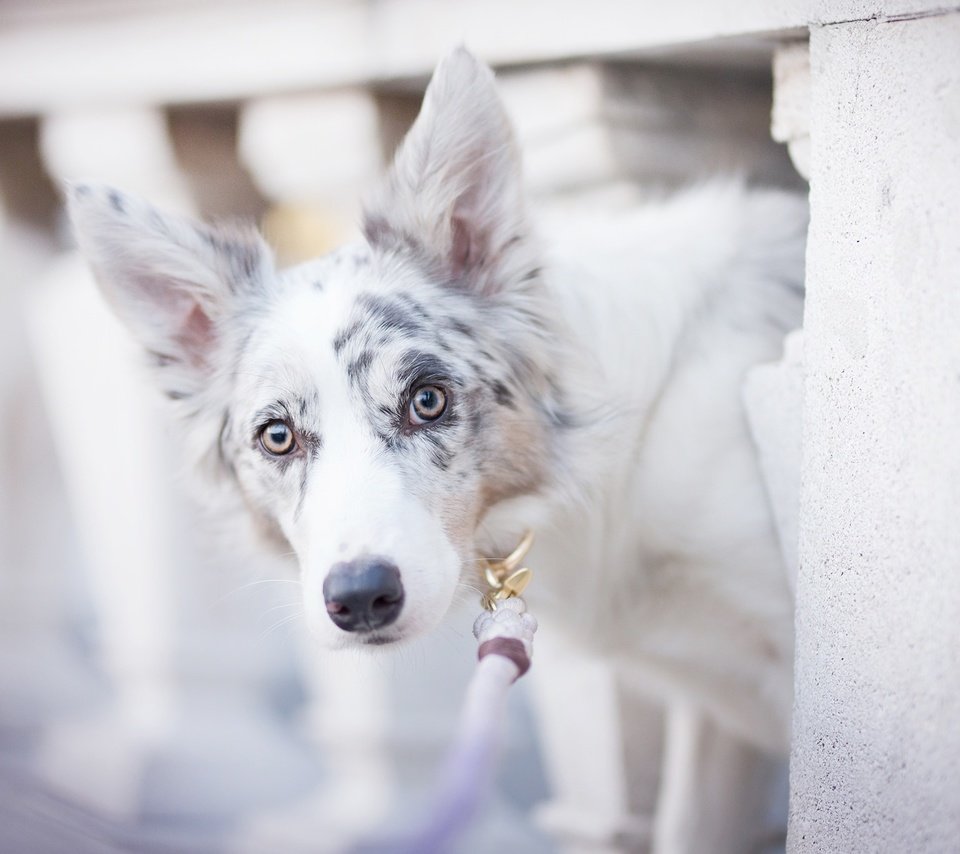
[789,12,960,852]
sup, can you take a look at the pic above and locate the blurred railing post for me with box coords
[26,107,316,823]
[0,128,99,739]
[24,108,190,814]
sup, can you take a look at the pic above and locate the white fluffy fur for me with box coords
[493,185,804,751]
[70,49,804,767]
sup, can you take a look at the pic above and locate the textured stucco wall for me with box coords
[789,12,960,852]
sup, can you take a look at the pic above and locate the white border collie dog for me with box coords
[70,50,804,758]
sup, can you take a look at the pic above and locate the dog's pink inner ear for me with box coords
[450,216,474,278]
[174,302,216,369]
[137,273,218,370]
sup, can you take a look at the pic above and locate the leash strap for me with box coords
[477,637,530,678]
[352,533,537,854]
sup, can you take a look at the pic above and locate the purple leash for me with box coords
[353,533,538,854]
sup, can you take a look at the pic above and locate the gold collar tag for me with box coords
[479,530,534,611]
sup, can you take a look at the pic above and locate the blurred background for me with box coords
[0,1,805,851]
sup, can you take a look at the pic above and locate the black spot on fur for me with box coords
[297,429,323,459]
[397,351,459,389]
[420,429,455,470]
[362,214,426,260]
[333,320,362,355]
[393,291,430,321]
[294,465,309,520]
[433,334,454,356]
[165,389,189,401]
[363,213,395,247]
[347,350,374,383]
[468,407,483,436]
[430,445,452,470]
[380,302,422,335]
[197,227,262,287]
[235,245,260,280]
[449,318,475,339]
[491,380,515,409]
[465,359,489,385]
[357,293,424,336]
[148,350,179,367]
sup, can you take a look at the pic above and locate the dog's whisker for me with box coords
[210,577,303,609]
[257,601,302,620]
[256,609,305,642]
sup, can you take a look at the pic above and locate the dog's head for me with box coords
[69,49,566,649]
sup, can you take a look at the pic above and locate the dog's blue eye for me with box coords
[409,385,447,425]
[260,420,296,455]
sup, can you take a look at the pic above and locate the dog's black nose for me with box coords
[323,558,404,632]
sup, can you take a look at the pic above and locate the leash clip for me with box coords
[479,529,534,610]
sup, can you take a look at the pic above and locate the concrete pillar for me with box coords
[789,12,960,852]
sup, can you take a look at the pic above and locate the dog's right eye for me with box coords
[259,420,296,456]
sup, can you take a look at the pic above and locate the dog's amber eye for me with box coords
[260,420,296,455]
[409,385,447,424]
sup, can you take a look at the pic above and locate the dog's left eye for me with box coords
[409,385,448,425]
[259,420,296,455]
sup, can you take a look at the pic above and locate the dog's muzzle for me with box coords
[322,557,405,632]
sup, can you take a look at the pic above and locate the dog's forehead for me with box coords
[268,243,472,360]
[278,241,377,302]
[239,242,458,396]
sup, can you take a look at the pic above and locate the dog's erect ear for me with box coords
[363,48,533,296]
[68,183,272,396]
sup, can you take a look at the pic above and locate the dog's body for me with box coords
[491,186,804,753]
[69,48,804,842]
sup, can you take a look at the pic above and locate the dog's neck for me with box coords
[477,248,693,584]
[477,200,745,609]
